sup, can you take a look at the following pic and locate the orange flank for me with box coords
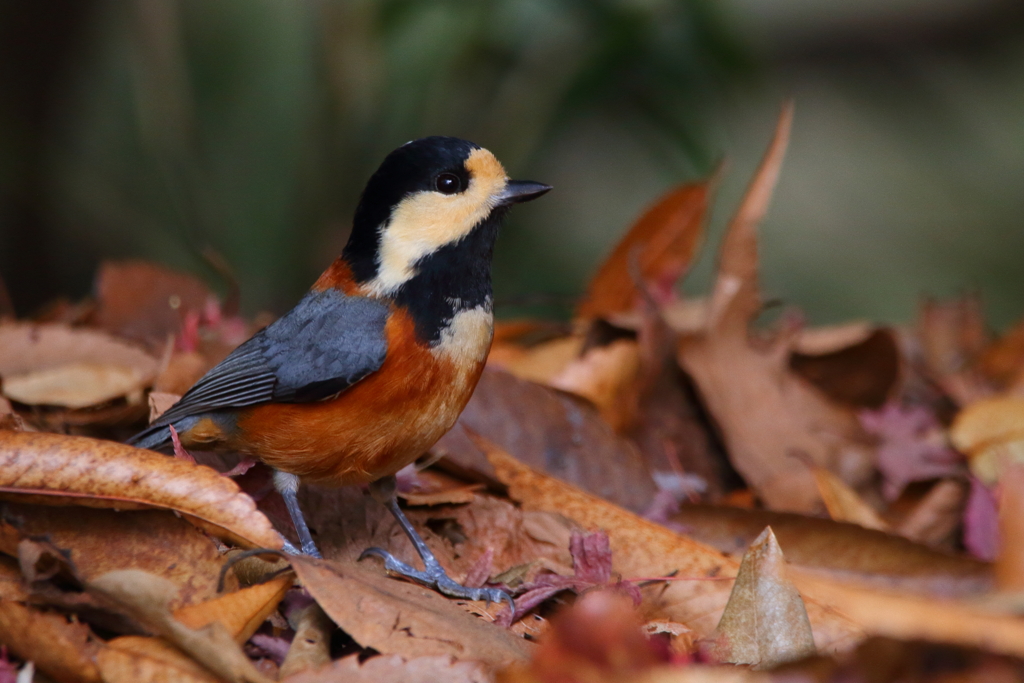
[232,309,486,487]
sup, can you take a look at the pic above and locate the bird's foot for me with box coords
[359,546,514,613]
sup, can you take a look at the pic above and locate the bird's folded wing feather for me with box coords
[134,290,390,437]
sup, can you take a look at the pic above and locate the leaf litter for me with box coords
[2,105,1024,681]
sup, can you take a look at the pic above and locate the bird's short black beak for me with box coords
[498,180,552,206]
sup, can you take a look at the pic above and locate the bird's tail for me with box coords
[127,423,173,451]
[127,415,199,451]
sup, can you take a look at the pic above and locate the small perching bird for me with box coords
[130,136,550,607]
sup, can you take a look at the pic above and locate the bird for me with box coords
[129,136,550,607]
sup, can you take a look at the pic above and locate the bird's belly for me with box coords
[234,331,486,486]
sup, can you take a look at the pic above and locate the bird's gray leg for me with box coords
[360,475,514,613]
[273,471,322,558]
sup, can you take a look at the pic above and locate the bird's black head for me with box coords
[342,136,550,344]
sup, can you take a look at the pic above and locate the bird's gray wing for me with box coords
[130,289,389,446]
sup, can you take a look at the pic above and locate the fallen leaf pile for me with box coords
[2,105,1024,681]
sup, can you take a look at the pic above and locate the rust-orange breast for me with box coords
[233,307,487,486]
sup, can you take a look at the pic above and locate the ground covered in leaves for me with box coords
[3,108,1024,682]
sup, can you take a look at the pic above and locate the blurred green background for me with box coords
[1,0,1022,327]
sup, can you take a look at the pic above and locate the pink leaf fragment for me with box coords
[222,458,256,478]
[0,647,17,683]
[167,424,196,464]
[498,531,641,626]
[463,547,494,589]
[859,403,963,500]
[964,477,1000,561]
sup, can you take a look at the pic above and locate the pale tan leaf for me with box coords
[0,431,283,550]
[812,467,889,532]
[173,574,293,643]
[0,322,159,408]
[278,603,333,679]
[950,396,1024,484]
[88,569,273,683]
[705,527,815,668]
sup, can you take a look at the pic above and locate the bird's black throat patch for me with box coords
[394,208,505,345]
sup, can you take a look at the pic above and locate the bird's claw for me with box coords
[359,546,515,615]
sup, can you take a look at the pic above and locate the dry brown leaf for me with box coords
[0,555,28,601]
[92,260,212,348]
[0,430,283,550]
[704,527,815,668]
[278,603,333,679]
[950,395,1024,484]
[789,328,900,409]
[678,104,872,512]
[282,653,491,683]
[489,335,583,386]
[547,339,641,431]
[0,600,102,683]
[0,504,236,608]
[97,636,220,683]
[915,296,993,406]
[790,569,1024,659]
[976,318,1024,389]
[88,569,273,683]
[671,503,990,596]
[477,435,864,652]
[173,574,293,642]
[433,368,656,513]
[893,478,966,547]
[0,322,160,409]
[811,467,889,532]
[995,464,1024,592]
[290,555,533,667]
[577,179,712,320]
[296,484,574,589]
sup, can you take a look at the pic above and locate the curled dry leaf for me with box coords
[893,478,966,547]
[671,504,991,597]
[789,327,900,409]
[434,368,657,513]
[0,600,101,683]
[677,104,872,512]
[811,466,889,532]
[704,527,815,669]
[0,431,283,550]
[0,322,160,410]
[950,395,1024,484]
[576,178,712,320]
[547,339,641,431]
[290,556,533,667]
[87,569,273,683]
[789,568,1024,659]
[0,504,237,609]
[92,259,212,349]
[278,603,333,679]
[476,434,864,652]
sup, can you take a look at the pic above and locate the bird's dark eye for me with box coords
[434,172,462,195]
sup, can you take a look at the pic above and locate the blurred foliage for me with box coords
[2,0,1023,327]
[4,0,743,315]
